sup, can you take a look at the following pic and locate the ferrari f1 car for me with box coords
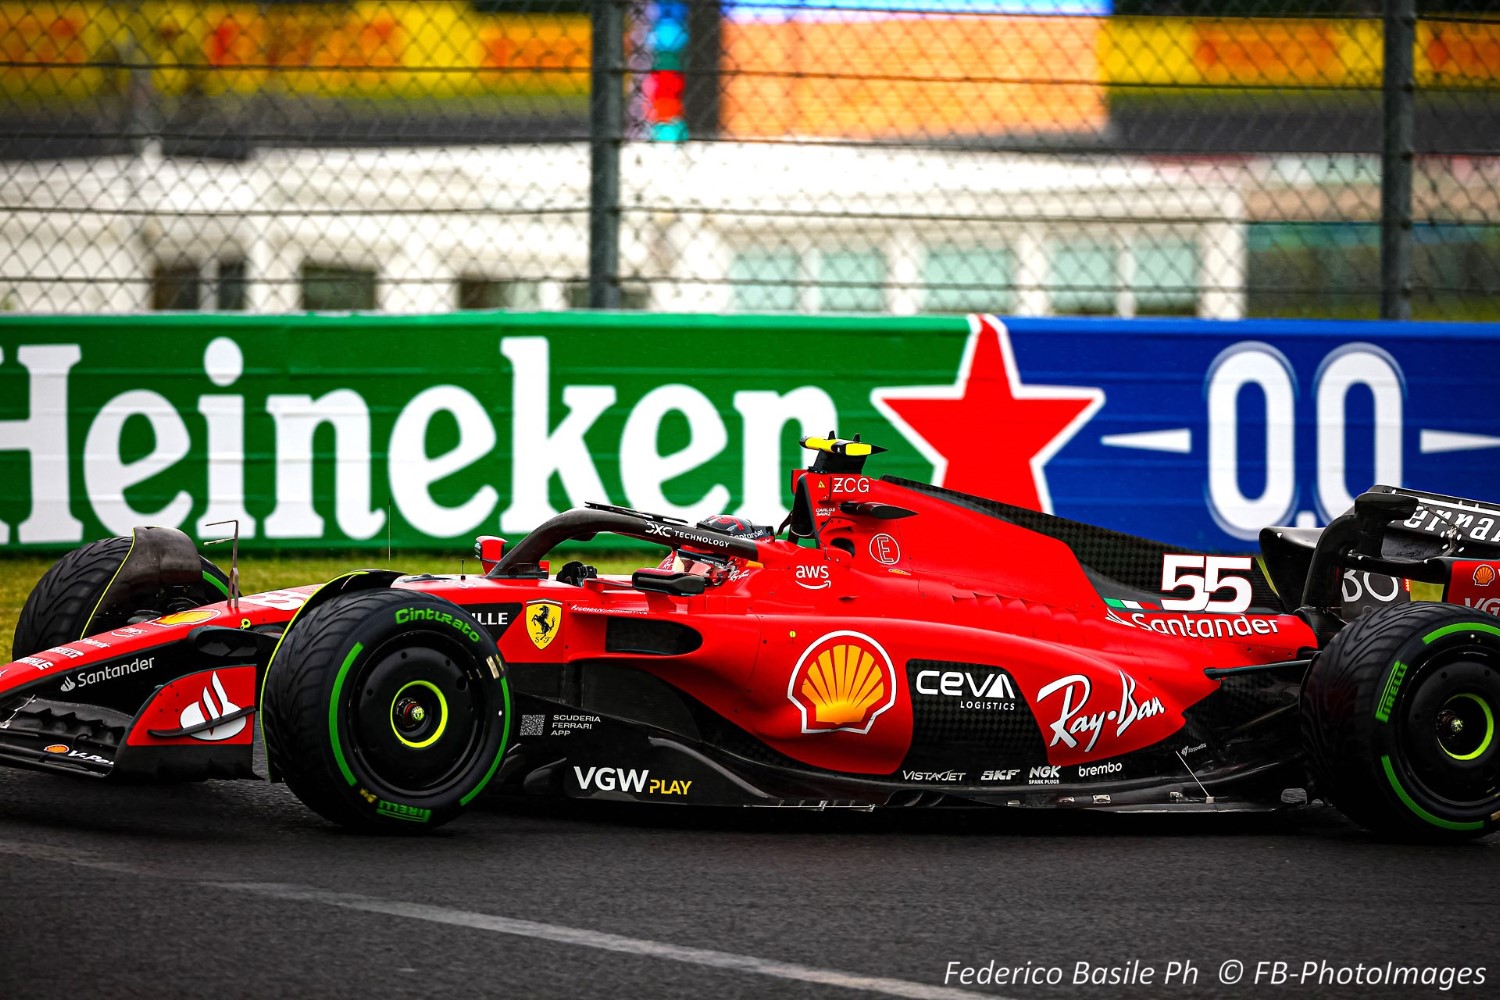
[2,435,1498,841]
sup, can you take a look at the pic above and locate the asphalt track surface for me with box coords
[1,756,1496,1000]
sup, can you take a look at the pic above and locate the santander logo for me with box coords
[180,671,246,741]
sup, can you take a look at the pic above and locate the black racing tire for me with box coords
[260,588,511,833]
[1302,602,1500,842]
[13,536,231,659]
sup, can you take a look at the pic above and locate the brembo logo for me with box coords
[59,656,155,693]
[787,631,897,735]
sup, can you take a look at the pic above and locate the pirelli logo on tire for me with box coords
[1376,660,1409,723]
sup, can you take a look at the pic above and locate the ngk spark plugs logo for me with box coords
[788,631,897,735]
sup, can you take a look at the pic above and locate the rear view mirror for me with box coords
[474,535,506,573]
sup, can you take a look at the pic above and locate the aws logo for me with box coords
[787,631,896,735]
[794,564,831,590]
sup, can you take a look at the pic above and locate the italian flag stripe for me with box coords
[1105,598,1160,610]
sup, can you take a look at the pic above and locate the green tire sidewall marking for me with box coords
[1375,660,1408,724]
[1422,622,1500,645]
[329,642,364,787]
[257,571,369,767]
[203,570,230,598]
[460,677,512,807]
[80,532,137,639]
[391,679,449,749]
[1379,754,1485,831]
[1442,692,1495,762]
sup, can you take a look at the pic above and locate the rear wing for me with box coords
[1264,486,1500,624]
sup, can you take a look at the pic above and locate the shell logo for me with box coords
[1474,564,1496,587]
[150,609,220,627]
[44,744,69,754]
[787,630,897,735]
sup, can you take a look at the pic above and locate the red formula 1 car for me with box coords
[2,435,1498,840]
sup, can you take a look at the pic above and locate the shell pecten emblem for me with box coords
[787,630,896,734]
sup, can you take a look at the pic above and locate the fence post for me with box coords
[589,0,625,309]
[685,0,723,139]
[1381,0,1415,320]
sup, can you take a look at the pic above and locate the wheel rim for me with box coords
[346,631,486,796]
[1394,647,1500,813]
[390,680,449,750]
[1436,692,1494,762]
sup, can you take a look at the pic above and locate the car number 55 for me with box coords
[1160,555,1253,613]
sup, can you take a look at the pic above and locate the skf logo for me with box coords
[1475,564,1496,587]
[150,609,220,628]
[526,601,562,650]
[787,631,897,735]
[794,564,831,590]
[981,769,1020,781]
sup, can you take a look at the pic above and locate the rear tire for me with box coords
[13,536,230,659]
[261,588,510,832]
[1302,602,1500,842]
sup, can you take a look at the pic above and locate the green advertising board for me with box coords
[0,312,964,551]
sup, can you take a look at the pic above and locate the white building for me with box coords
[0,142,1245,318]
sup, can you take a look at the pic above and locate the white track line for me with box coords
[0,841,1010,1000]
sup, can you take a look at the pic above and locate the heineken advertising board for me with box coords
[1,312,1497,553]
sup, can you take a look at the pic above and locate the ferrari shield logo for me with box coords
[526,601,562,650]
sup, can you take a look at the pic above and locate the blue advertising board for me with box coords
[994,315,1497,550]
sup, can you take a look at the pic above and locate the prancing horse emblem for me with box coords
[526,600,562,651]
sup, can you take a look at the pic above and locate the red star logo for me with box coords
[871,315,1103,512]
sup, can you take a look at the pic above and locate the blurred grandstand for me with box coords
[0,0,1496,318]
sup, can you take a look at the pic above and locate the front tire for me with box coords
[261,588,510,832]
[14,535,230,659]
[1302,602,1500,842]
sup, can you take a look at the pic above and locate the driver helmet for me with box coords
[658,514,773,583]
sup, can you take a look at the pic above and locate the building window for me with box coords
[151,262,202,311]
[216,259,248,312]
[730,249,800,311]
[302,264,377,311]
[817,249,885,312]
[923,245,1014,314]
[1050,240,1116,315]
[458,277,541,310]
[564,281,649,310]
[1133,239,1197,316]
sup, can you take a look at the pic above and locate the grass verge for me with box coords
[1,547,650,659]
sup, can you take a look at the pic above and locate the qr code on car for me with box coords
[520,714,545,737]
